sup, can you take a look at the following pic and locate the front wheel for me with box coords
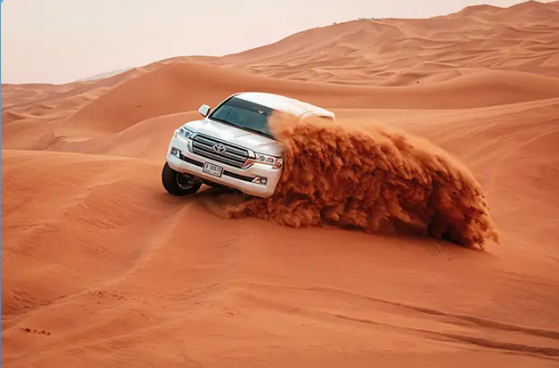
[162,162,202,196]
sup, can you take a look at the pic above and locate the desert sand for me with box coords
[2,1,559,367]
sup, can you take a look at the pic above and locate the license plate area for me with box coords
[203,162,223,177]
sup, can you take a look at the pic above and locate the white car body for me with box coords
[164,92,335,198]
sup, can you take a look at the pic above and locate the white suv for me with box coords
[162,92,335,198]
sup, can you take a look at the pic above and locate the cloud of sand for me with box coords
[205,112,500,249]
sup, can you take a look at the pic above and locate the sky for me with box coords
[0,0,548,84]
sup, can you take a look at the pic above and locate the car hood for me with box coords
[184,118,283,156]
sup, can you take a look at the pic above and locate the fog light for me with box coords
[252,176,268,185]
[171,147,180,157]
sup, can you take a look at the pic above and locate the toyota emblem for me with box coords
[213,144,226,154]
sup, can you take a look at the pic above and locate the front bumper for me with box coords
[165,135,283,198]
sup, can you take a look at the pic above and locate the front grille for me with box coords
[191,134,249,168]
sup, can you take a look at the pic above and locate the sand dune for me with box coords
[66,60,559,134]
[2,1,559,367]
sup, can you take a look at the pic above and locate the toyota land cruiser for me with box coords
[162,92,335,198]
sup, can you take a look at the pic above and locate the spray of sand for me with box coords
[205,112,500,249]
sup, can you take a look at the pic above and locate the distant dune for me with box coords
[64,61,559,134]
[214,1,559,84]
[2,2,559,368]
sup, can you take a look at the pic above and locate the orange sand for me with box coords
[2,1,559,367]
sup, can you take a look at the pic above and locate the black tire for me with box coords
[162,162,202,196]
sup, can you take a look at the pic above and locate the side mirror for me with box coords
[198,104,210,117]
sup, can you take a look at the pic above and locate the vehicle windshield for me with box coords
[208,97,275,138]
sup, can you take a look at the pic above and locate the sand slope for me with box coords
[2,144,559,367]
[2,1,559,367]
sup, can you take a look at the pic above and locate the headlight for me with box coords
[255,153,283,169]
[176,127,195,139]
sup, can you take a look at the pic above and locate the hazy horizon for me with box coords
[1,0,552,84]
